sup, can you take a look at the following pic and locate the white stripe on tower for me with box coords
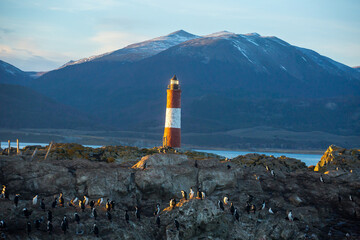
[165,108,181,128]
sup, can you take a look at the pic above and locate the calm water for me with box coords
[194,149,322,166]
[1,141,321,166]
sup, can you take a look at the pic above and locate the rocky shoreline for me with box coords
[0,144,359,239]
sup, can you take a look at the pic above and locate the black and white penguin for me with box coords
[106,199,111,211]
[269,208,274,214]
[26,221,31,235]
[58,192,64,207]
[320,175,324,183]
[40,198,45,211]
[156,216,161,228]
[74,213,80,224]
[96,197,103,206]
[90,200,95,210]
[14,194,20,207]
[234,208,239,221]
[93,224,99,237]
[92,208,98,220]
[223,197,229,205]
[194,160,198,168]
[154,203,160,216]
[230,202,235,214]
[23,208,32,218]
[34,219,41,230]
[287,210,293,221]
[261,200,266,210]
[106,211,112,222]
[80,200,85,212]
[174,218,179,230]
[32,195,38,205]
[110,200,115,210]
[247,194,254,203]
[47,220,53,235]
[125,210,129,223]
[181,190,187,200]
[135,206,141,221]
[61,219,67,234]
[84,196,89,206]
[189,188,195,199]
[0,220,6,230]
[63,215,69,230]
[197,188,202,200]
[47,210,52,222]
[227,164,231,169]
[218,200,224,211]
[270,170,275,178]
[349,195,354,202]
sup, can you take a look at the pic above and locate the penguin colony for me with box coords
[0,161,358,239]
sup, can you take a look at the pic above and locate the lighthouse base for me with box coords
[163,127,181,148]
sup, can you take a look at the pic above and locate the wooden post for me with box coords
[8,140,10,155]
[30,148,38,161]
[44,142,53,161]
[17,139,20,155]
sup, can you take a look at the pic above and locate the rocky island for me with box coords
[0,144,359,239]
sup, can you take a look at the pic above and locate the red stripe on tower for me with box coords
[163,75,181,148]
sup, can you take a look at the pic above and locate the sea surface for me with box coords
[194,149,322,166]
[1,142,321,166]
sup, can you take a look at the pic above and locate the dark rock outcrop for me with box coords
[0,145,359,239]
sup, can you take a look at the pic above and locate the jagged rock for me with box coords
[314,145,360,172]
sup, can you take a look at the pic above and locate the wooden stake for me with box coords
[17,139,20,155]
[30,148,38,161]
[44,142,53,161]
[7,140,10,155]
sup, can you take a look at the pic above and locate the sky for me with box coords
[0,0,359,71]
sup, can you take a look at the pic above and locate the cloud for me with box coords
[90,31,147,54]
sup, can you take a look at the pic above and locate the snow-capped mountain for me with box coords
[62,30,199,68]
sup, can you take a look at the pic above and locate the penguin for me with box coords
[230,202,235,214]
[93,224,99,237]
[189,188,195,199]
[63,215,69,230]
[47,210,53,222]
[92,208,98,220]
[338,195,342,203]
[125,210,129,223]
[23,208,32,218]
[106,211,112,222]
[58,192,64,207]
[143,162,147,170]
[265,165,269,171]
[51,198,57,208]
[181,190,187,200]
[61,219,67,234]
[26,221,31,235]
[80,200,85,212]
[261,200,266,210]
[246,202,251,214]
[223,197,229,205]
[156,215,161,228]
[227,164,231,169]
[90,200,95,210]
[194,160,198,168]
[250,204,256,214]
[201,191,206,199]
[106,199,111,211]
[110,200,115,210]
[247,194,254,203]
[0,220,6,230]
[34,219,40,230]
[320,175,324,183]
[270,170,275,178]
[40,198,45,211]
[96,198,103,206]
[269,208,274,214]
[197,188,202,199]
[174,218,179,230]
[287,210,293,221]
[170,198,176,208]
[47,220,53,235]
[218,200,224,211]
[32,195,38,205]
[14,194,20,207]
[84,196,89,205]
[135,206,141,221]
[154,203,160,216]
[74,213,80,224]
[349,195,354,202]
[234,208,239,221]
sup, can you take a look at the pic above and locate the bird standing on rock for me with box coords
[218,200,224,211]
[51,198,57,208]
[74,213,80,224]
[189,188,195,199]
[320,175,324,183]
[230,202,235,214]
[47,210,52,221]
[269,208,274,214]
[90,200,95,210]
[47,221,53,235]
[59,192,64,207]
[223,197,229,205]
[125,210,129,223]
[106,199,111,211]
[93,224,99,237]
[135,206,141,221]
[170,198,176,208]
[92,208,98,220]
[287,210,293,221]
[261,200,266,210]
[80,200,85,212]
[32,195,38,205]
[34,219,40,230]
[234,208,239,221]
[61,219,67,234]
[84,196,89,205]
[96,198,103,206]
[174,218,179,230]
[181,190,187,200]
[26,221,31,235]
[154,203,160,216]
[14,194,20,207]
[106,211,112,222]
[40,198,45,211]
[23,208,32,218]
[197,188,203,199]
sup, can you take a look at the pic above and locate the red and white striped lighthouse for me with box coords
[163,75,181,148]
